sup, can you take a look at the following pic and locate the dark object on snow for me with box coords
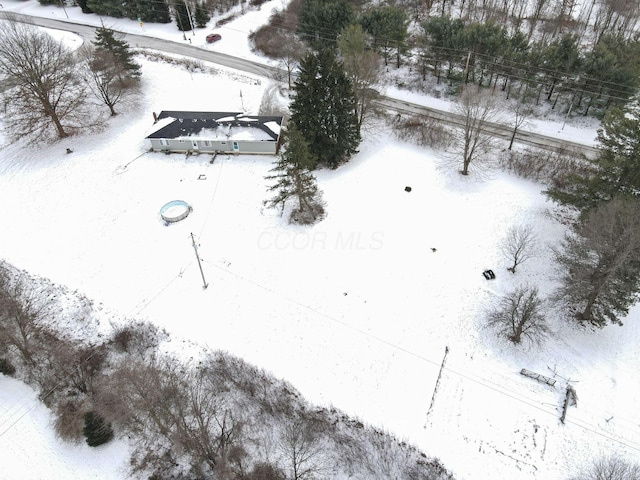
[431,248,437,252]
[83,411,114,447]
[405,186,412,192]
[206,33,222,43]
[483,269,496,280]
[66,148,73,154]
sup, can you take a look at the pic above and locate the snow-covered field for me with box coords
[0,1,639,479]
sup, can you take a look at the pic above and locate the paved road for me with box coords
[1,11,599,158]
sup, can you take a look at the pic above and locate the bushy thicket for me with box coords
[391,113,454,150]
[498,147,587,184]
[0,259,454,479]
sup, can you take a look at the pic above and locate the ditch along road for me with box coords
[2,12,599,159]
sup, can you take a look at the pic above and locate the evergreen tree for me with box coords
[552,196,640,327]
[93,27,141,78]
[290,49,360,169]
[137,0,171,23]
[541,33,582,102]
[297,0,354,49]
[359,6,409,68]
[87,0,131,19]
[421,16,465,83]
[174,2,194,32]
[83,411,114,447]
[501,30,529,98]
[580,35,640,117]
[194,2,210,28]
[458,21,508,86]
[76,0,93,14]
[546,96,640,211]
[264,126,324,224]
[76,0,93,13]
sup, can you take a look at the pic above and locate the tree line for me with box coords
[35,0,235,30]
[254,0,640,119]
[0,260,454,480]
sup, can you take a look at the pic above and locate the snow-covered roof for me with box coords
[146,111,284,142]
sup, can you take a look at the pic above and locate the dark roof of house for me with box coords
[146,111,284,141]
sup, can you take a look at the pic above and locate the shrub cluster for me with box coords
[0,259,453,479]
[392,113,454,150]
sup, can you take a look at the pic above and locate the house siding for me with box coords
[149,139,277,155]
[146,111,283,156]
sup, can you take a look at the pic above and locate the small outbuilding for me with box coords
[146,111,284,155]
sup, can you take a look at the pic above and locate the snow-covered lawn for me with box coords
[0,2,639,480]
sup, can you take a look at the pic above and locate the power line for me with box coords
[203,259,640,453]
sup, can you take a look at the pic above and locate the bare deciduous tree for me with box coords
[337,24,382,134]
[35,337,108,403]
[80,45,138,116]
[508,100,537,150]
[487,285,549,345]
[95,356,245,479]
[500,224,538,273]
[570,455,640,480]
[453,86,501,175]
[0,263,52,367]
[277,36,307,90]
[0,17,92,139]
[278,419,325,480]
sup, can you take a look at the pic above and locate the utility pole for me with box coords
[59,0,69,18]
[175,5,187,41]
[190,233,208,289]
[184,0,196,35]
[424,346,449,428]
[463,52,471,84]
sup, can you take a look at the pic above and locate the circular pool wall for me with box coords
[160,200,191,223]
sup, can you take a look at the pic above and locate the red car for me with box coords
[206,33,222,43]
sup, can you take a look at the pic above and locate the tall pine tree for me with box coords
[93,27,141,78]
[297,0,354,49]
[87,0,131,19]
[174,2,194,32]
[546,95,640,212]
[194,2,210,28]
[137,0,171,23]
[76,0,93,14]
[87,0,170,22]
[264,125,325,224]
[552,195,640,327]
[290,49,360,169]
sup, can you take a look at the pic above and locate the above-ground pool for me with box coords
[160,200,191,223]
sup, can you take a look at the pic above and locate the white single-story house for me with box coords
[145,111,284,155]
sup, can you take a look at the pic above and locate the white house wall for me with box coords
[149,138,277,155]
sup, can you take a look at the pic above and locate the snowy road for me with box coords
[2,11,599,158]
